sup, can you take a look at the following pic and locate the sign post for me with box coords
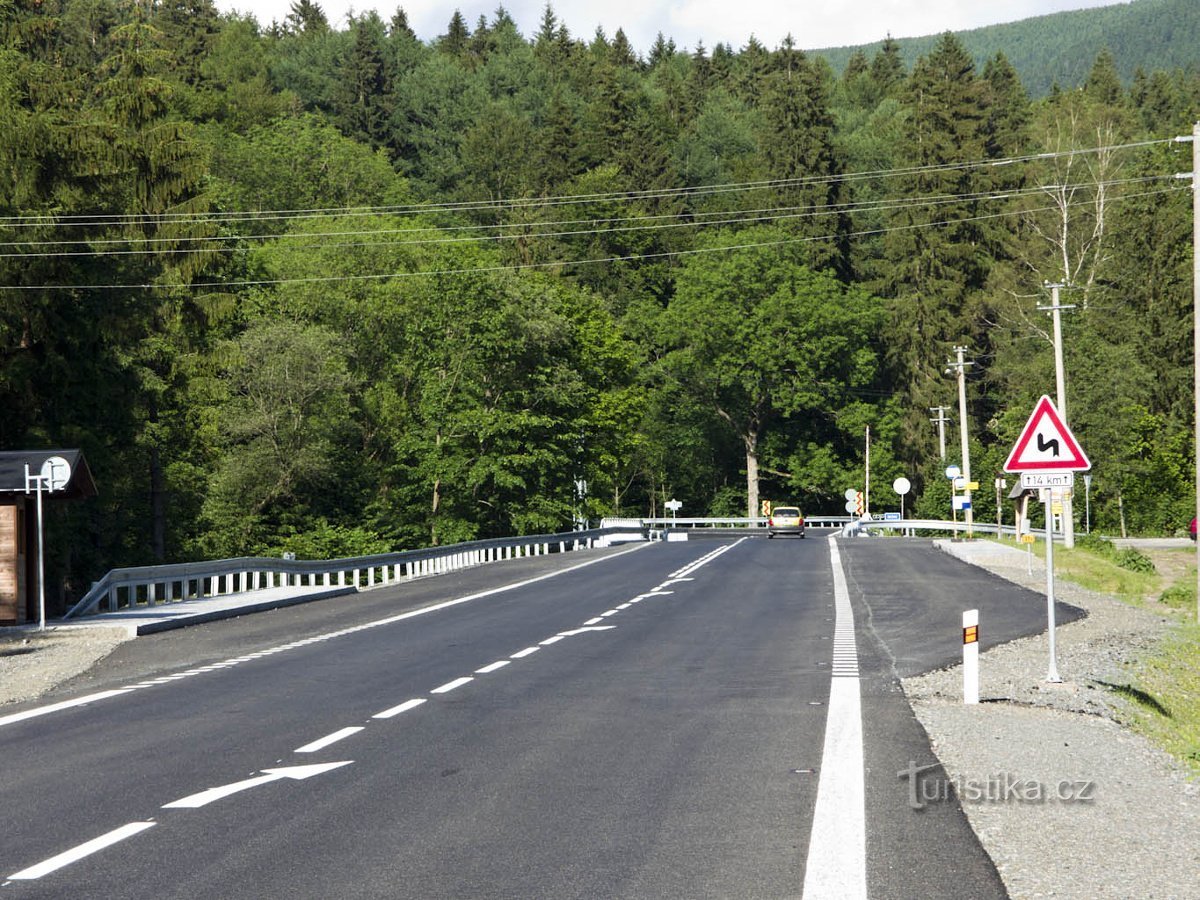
[24,456,72,632]
[1004,396,1090,683]
[892,477,911,536]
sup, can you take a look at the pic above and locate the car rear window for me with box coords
[774,507,800,516]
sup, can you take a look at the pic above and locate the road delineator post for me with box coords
[963,609,979,705]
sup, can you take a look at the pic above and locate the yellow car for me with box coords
[767,506,805,538]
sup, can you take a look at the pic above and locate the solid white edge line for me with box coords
[0,690,134,729]
[430,676,473,694]
[372,698,426,719]
[802,537,867,900]
[295,726,364,753]
[9,821,157,880]
[475,660,510,674]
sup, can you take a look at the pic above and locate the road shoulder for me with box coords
[906,539,1200,899]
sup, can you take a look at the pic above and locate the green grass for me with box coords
[1004,537,1165,606]
[1129,622,1200,776]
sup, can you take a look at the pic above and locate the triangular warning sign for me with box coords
[1004,396,1091,473]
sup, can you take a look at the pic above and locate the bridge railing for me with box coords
[63,525,645,620]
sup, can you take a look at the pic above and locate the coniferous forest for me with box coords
[4,0,1200,606]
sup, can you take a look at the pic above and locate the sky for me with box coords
[214,0,1128,54]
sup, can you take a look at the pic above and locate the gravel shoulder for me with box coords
[0,625,130,706]
[910,539,1200,899]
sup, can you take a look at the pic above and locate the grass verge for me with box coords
[1001,538,1164,606]
[1129,621,1200,777]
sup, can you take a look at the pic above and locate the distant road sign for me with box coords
[892,477,911,495]
[883,512,901,521]
[944,465,961,479]
[1004,396,1091,473]
[39,456,71,492]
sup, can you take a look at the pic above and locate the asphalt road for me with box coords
[0,535,1071,898]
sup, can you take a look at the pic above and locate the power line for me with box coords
[0,176,1178,260]
[0,183,1184,292]
[0,137,1174,231]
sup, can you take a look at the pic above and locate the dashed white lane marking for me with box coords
[802,538,866,899]
[295,727,364,754]
[475,660,510,674]
[372,698,426,719]
[4,540,748,885]
[8,821,157,881]
[430,677,473,694]
[0,542,656,732]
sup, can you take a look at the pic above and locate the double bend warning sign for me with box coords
[1003,395,1091,473]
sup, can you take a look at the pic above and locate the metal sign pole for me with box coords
[1043,492,1061,683]
[24,466,47,632]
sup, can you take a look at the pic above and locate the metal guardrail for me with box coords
[63,525,645,620]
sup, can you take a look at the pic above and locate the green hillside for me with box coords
[812,0,1200,95]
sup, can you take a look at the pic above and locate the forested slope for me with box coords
[814,0,1200,96]
[2,0,1198,608]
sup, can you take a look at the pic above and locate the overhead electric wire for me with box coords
[0,182,1184,293]
[0,136,1175,232]
[0,174,1178,260]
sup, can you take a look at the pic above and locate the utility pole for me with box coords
[1174,121,1200,623]
[864,425,871,518]
[929,406,951,460]
[946,346,974,538]
[1039,283,1077,548]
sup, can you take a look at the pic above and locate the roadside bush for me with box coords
[1113,548,1156,574]
[1073,534,1155,574]
[1074,533,1117,558]
[1160,580,1197,609]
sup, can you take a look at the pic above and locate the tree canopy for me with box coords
[3,1,1199,608]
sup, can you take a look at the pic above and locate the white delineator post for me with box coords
[963,609,979,705]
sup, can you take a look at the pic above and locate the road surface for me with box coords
[1,535,1075,898]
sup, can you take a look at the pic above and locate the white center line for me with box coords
[511,646,540,658]
[802,537,867,899]
[475,660,510,674]
[583,617,604,625]
[372,698,426,719]
[8,821,157,881]
[430,677,473,694]
[295,727,364,754]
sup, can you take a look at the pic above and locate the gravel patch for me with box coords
[0,625,130,706]
[907,540,1200,899]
